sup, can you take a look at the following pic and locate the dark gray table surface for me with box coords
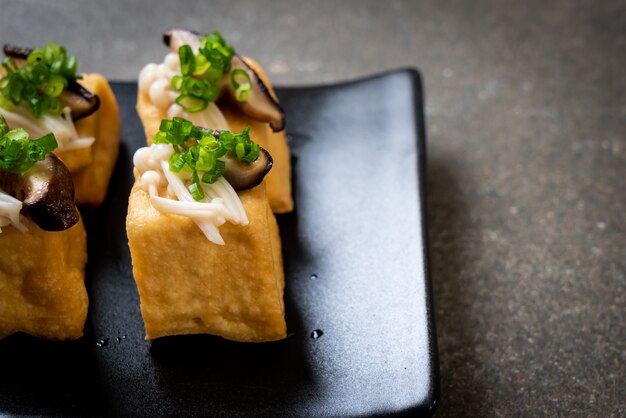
[1,0,624,416]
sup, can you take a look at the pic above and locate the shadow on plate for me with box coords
[0,329,111,416]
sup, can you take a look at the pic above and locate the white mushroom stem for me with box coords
[134,140,250,245]
[209,176,248,225]
[0,106,94,152]
[0,190,28,233]
[157,163,226,245]
[138,53,230,131]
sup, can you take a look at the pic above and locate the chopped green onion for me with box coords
[0,43,81,118]
[168,152,185,173]
[0,116,8,136]
[171,75,184,91]
[171,31,236,113]
[153,117,261,200]
[179,45,195,76]
[231,69,252,102]
[175,94,208,113]
[42,75,67,97]
[0,116,58,173]
[189,171,204,200]
[218,127,259,164]
[201,159,225,184]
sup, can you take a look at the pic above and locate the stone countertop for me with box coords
[1,0,624,416]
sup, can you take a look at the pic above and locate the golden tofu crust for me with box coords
[0,219,88,340]
[127,183,286,342]
[56,73,121,206]
[132,56,290,341]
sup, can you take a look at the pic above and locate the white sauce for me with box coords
[133,143,248,245]
[0,105,94,153]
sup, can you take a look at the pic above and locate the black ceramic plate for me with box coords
[0,69,438,417]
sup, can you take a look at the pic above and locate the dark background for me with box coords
[1,1,624,416]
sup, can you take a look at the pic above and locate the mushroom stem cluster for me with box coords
[0,106,94,152]
[138,54,231,131]
[133,143,249,245]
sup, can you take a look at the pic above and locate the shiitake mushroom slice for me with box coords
[197,127,273,190]
[2,44,100,121]
[222,146,273,190]
[0,153,79,231]
[162,29,285,132]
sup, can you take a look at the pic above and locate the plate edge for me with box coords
[411,69,441,416]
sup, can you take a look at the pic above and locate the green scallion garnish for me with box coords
[153,116,260,200]
[0,43,81,118]
[231,69,252,102]
[0,115,58,173]
[171,32,253,112]
[171,33,234,113]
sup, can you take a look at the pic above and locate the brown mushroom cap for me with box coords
[59,79,101,120]
[163,29,203,52]
[0,154,79,231]
[2,44,32,60]
[222,147,273,190]
[2,44,100,121]
[162,29,285,132]
[196,127,273,190]
[220,55,285,132]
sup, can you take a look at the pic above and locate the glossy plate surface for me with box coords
[0,70,438,417]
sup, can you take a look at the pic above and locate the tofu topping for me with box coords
[133,142,248,245]
[0,106,94,153]
[138,53,231,131]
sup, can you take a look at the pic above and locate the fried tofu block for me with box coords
[0,219,88,340]
[126,182,286,342]
[136,59,292,213]
[56,73,121,206]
